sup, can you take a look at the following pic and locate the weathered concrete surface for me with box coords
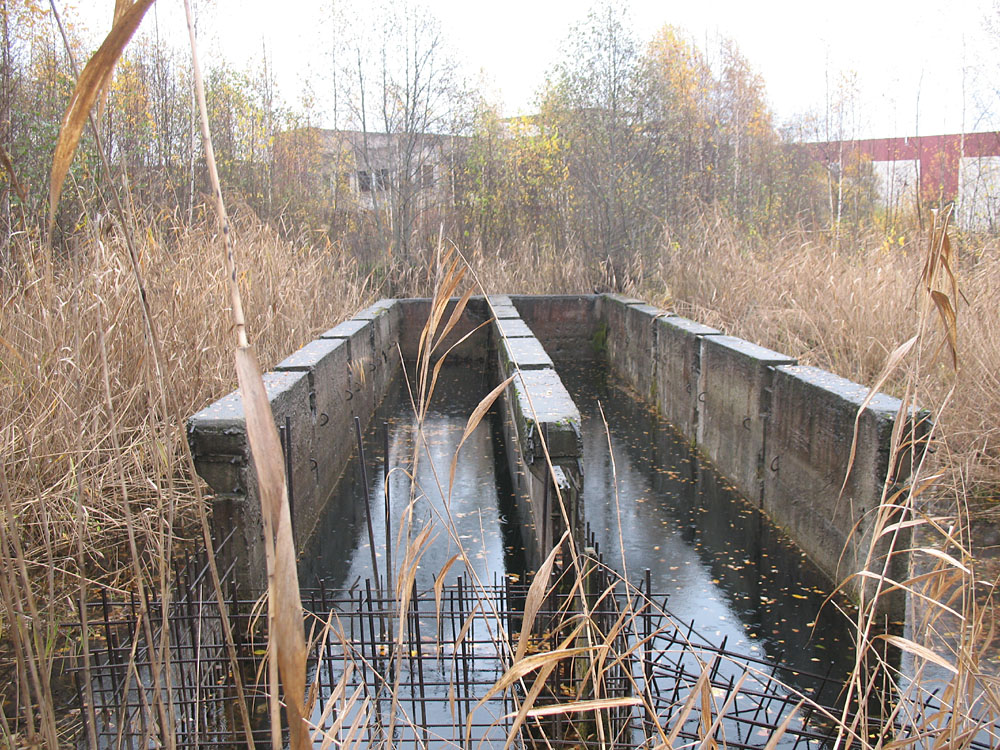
[597,295,677,402]
[600,294,644,375]
[624,303,671,400]
[495,317,534,339]
[273,337,352,544]
[488,304,521,319]
[188,369,311,585]
[320,316,378,419]
[352,299,402,397]
[764,365,913,611]
[654,316,721,439]
[499,335,556,371]
[396,297,489,362]
[697,335,797,507]
[513,295,602,361]
[508,369,584,460]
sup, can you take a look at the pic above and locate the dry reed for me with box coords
[3,195,1000,745]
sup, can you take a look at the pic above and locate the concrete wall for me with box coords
[655,316,721,439]
[596,294,924,612]
[188,299,405,592]
[187,296,490,592]
[510,295,602,362]
[764,366,927,606]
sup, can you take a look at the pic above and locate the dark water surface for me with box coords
[554,360,856,697]
[299,361,524,592]
[299,359,855,703]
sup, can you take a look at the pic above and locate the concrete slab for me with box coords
[603,293,645,307]
[698,335,796,506]
[489,304,521,319]
[495,317,534,339]
[354,298,397,321]
[275,337,347,373]
[500,335,555,371]
[510,368,583,459]
[319,318,368,339]
[655,316,721,438]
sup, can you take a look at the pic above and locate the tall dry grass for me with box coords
[2,198,1000,744]
[1,219,370,589]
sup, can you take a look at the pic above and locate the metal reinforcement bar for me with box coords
[66,539,997,750]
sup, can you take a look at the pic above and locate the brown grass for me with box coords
[2,205,1000,744]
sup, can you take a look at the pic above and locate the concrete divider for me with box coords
[491,310,583,571]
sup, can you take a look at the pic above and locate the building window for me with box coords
[357,170,372,192]
[421,163,435,190]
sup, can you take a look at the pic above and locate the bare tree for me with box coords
[336,1,468,262]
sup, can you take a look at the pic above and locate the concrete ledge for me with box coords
[655,316,721,439]
[697,335,797,507]
[499,335,555,371]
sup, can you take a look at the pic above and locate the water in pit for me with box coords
[297,358,856,736]
[554,360,856,701]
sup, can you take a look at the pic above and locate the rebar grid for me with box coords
[67,550,987,750]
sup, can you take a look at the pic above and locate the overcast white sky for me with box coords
[89,0,1000,139]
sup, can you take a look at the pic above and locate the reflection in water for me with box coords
[299,363,522,592]
[557,360,856,701]
[300,359,855,709]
